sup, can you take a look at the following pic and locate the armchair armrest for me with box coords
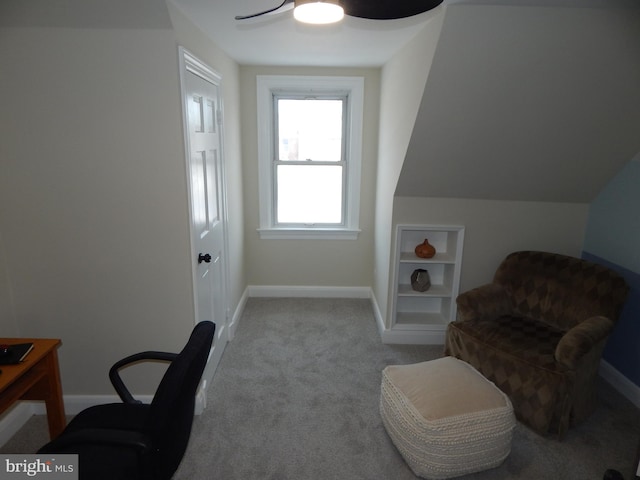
[456,283,513,322]
[109,351,178,404]
[555,316,614,369]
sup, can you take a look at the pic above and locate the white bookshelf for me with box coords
[389,225,465,344]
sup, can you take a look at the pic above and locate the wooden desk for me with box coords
[0,338,65,439]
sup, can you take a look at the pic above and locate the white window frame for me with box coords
[257,75,364,240]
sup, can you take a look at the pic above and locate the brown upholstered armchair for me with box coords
[445,251,628,438]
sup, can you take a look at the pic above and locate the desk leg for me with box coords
[42,349,66,439]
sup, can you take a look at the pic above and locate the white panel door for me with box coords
[180,50,228,403]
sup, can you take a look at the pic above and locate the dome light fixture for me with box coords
[293,0,344,24]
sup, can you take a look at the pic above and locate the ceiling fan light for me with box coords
[293,0,344,24]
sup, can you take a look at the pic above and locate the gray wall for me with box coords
[396,4,640,201]
[392,197,588,294]
[373,9,446,322]
[0,0,245,396]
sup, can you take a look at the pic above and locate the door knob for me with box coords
[198,253,212,264]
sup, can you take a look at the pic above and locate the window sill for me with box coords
[257,228,361,240]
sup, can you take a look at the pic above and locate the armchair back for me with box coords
[493,251,628,331]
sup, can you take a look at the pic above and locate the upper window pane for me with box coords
[277,98,343,162]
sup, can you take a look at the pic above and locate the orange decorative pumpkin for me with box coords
[415,239,436,258]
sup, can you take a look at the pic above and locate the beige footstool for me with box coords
[380,356,515,479]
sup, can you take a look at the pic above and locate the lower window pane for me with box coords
[277,165,343,224]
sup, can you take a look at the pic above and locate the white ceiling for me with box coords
[169,0,444,67]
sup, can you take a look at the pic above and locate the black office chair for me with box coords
[39,321,215,480]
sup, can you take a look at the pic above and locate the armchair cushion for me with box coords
[452,315,565,370]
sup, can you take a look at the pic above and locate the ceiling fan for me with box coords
[235,0,444,24]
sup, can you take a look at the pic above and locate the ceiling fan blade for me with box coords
[235,0,442,22]
[342,0,443,20]
[235,0,294,20]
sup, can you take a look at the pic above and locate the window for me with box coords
[257,75,364,239]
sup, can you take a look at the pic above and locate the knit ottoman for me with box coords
[380,356,515,479]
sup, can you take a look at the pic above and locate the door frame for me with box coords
[177,47,231,402]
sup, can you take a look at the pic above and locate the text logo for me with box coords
[0,456,77,479]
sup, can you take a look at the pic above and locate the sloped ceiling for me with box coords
[395,3,640,202]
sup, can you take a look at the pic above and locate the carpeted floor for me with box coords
[2,298,639,479]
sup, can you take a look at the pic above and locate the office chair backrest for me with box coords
[146,320,215,479]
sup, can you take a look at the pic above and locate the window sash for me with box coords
[275,163,346,226]
[256,75,364,240]
[272,94,349,227]
[275,96,347,163]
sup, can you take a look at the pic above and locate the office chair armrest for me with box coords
[39,428,153,454]
[109,351,178,404]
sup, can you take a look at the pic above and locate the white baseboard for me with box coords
[195,287,250,414]
[599,360,640,409]
[247,286,442,344]
[379,328,446,345]
[370,289,446,345]
[0,403,39,447]
[370,291,386,338]
[228,288,249,342]
[247,285,371,299]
